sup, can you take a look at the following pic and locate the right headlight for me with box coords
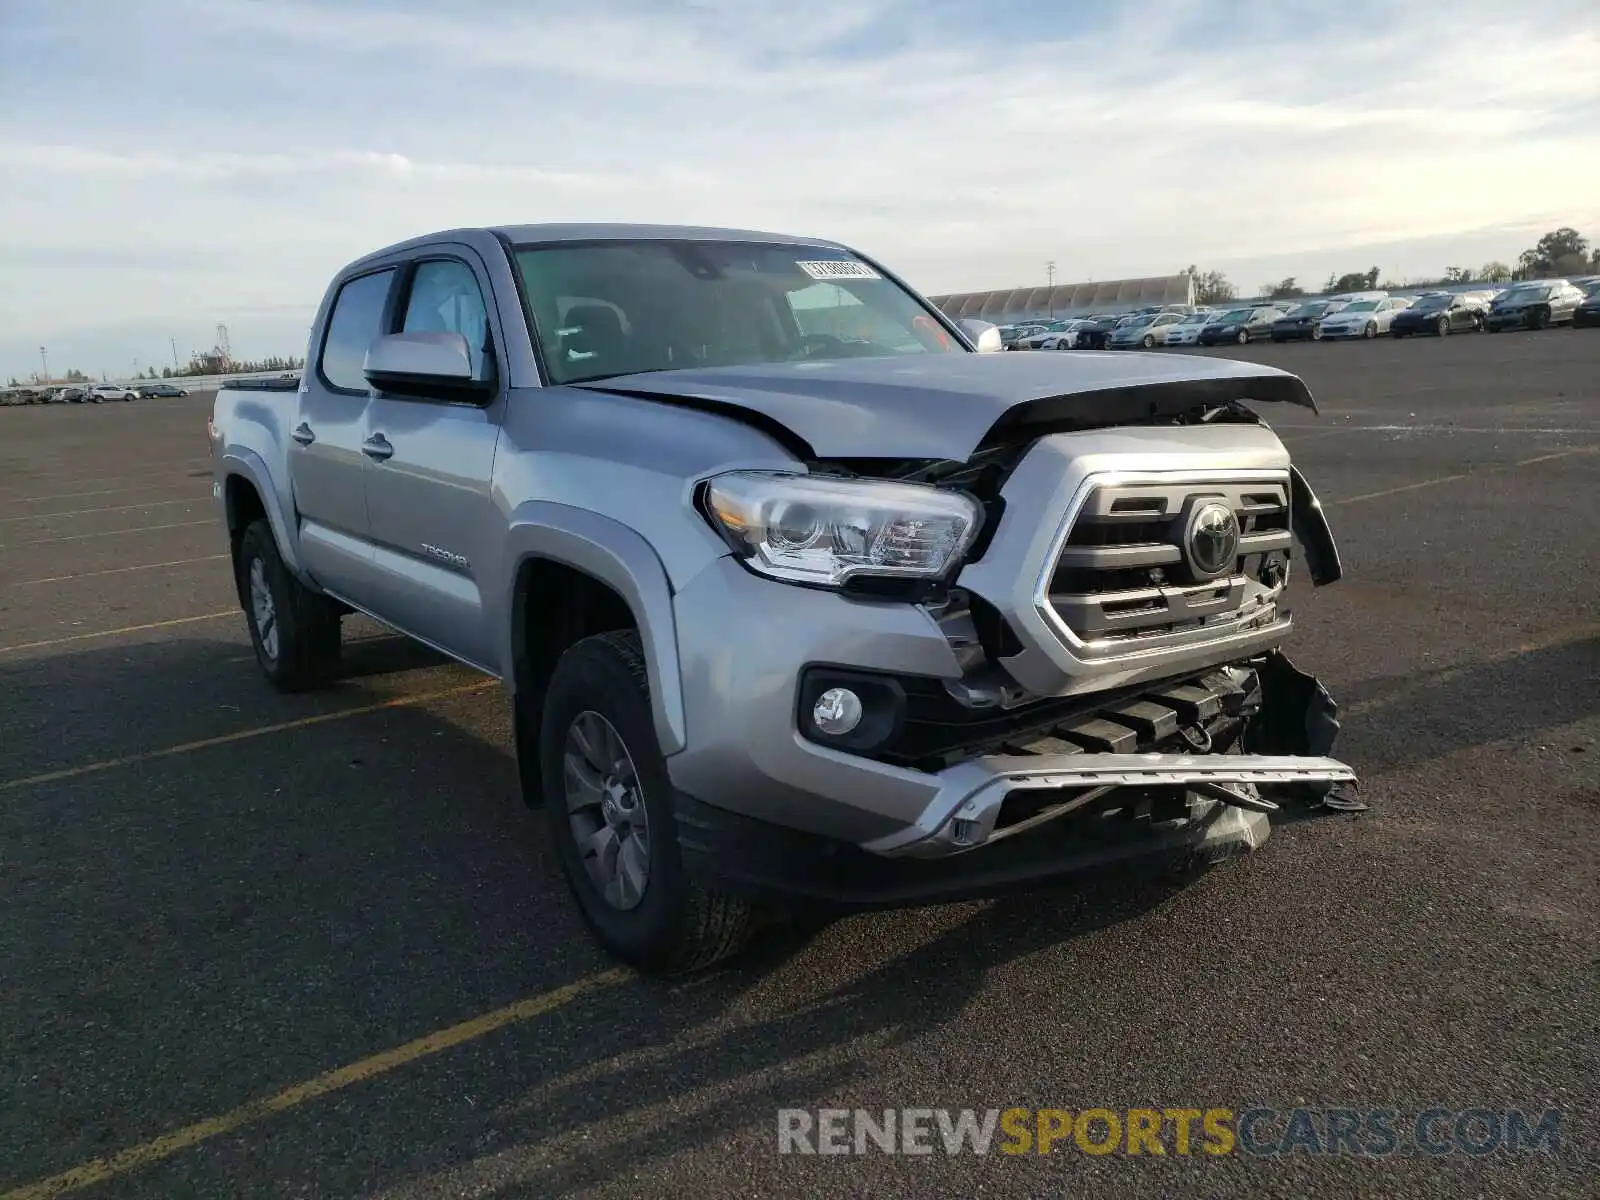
[701,470,983,588]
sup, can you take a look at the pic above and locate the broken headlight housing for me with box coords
[702,470,982,588]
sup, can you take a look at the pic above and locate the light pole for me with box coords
[39,346,49,384]
[1045,261,1056,317]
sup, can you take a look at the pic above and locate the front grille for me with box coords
[1044,476,1291,655]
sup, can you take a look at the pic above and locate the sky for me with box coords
[2,0,1597,381]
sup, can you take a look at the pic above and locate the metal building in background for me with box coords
[929,273,1195,324]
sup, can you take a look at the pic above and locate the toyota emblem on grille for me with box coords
[1186,501,1241,578]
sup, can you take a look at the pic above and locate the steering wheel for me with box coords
[792,333,847,359]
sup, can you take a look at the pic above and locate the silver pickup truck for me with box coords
[210,223,1356,973]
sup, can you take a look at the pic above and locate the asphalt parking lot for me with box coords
[2,332,1596,1199]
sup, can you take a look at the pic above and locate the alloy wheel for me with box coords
[563,710,651,911]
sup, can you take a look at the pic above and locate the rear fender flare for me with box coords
[220,448,306,581]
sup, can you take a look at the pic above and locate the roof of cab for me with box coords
[345,223,850,272]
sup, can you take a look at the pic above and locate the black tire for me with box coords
[539,630,757,974]
[1363,322,1377,339]
[235,518,341,692]
[1530,306,1550,330]
[1236,330,1249,344]
[1310,325,1323,341]
[1142,334,1155,348]
[1436,317,1449,337]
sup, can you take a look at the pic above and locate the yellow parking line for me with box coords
[1328,474,1470,506]
[8,556,229,587]
[4,519,214,547]
[0,680,495,791]
[0,969,629,1200]
[1330,446,1594,507]
[0,498,199,524]
[20,481,205,504]
[0,612,236,656]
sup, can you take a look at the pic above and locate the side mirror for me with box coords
[957,318,1005,353]
[364,331,495,401]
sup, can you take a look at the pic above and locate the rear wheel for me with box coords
[236,519,342,692]
[1236,330,1249,344]
[1530,306,1550,330]
[1141,334,1156,348]
[1310,325,1323,341]
[540,631,758,974]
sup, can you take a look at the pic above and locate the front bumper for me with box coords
[1485,310,1533,329]
[667,553,1352,862]
[1575,308,1600,327]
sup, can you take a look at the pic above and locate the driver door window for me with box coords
[401,260,491,378]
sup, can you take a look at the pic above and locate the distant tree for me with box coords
[1329,271,1373,293]
[1479,261,1512,283]
[1444,266,1470,283]
[64,368,88,382]
[1515,227,1589,279]
[1183,265,1237,305]
[1262,277,1304,300]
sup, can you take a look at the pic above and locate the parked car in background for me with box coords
[999,323,1050,349]
[1390,292,1488,337]
[1270,300,1348,343]
[138,382,192,397]
[1072,313,1130,350]
[1162,309,1221,347]
[1016,319,1077,349]
[1198,305,1285,345]
[87,383,139,402]
[1572,281,1600,328]
[1484,280,1586,331]
[1107,310,1187,349]
[1316,296,1411,340]
[54,386,86,403]
[1037,319,1097,349]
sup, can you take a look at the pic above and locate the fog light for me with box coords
[812,687,863,735]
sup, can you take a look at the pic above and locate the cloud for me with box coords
[2,0,1598,376]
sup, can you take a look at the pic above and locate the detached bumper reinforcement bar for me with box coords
[865,753,1357,859]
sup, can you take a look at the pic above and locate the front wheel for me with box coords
[1142,334,1156,348]
[1437,317,1450,337]
[1363,322,1377,339]
[1236,330,1250,344]
[1310,326,1323,341]
[1529,306,1550,330]
[540,630,757,974]
[235,519,342,692]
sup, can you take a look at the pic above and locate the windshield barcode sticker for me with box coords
[796,260,881,281]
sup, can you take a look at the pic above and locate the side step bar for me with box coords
[868,752,1357,859]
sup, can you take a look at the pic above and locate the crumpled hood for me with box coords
[573,352,1317,460]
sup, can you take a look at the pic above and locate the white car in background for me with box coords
[1037,318,1097,349]
[1317,296,1412,340]
[1162,309,1221,346]
[85,384,141,402]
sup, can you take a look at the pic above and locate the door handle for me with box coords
[291,422,315,446]
[362,433,394,461]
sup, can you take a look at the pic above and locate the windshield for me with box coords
[1284,302,1330,318]
[1586,282,1600,297]
[1179,312,1212,324]
[1126,314,1158,328]
[1341,300,1379,313]
[512,240,961,384]
[1501,286,1550,302]
[1411,294,1451,311]
[1218,309,1253,323]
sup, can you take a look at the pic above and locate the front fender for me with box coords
[1290,465,1342,586]
[498,501,687,755]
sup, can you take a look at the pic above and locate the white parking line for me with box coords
[8,555,228,587]
[0,498,200,524]
[2,519,214,548]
